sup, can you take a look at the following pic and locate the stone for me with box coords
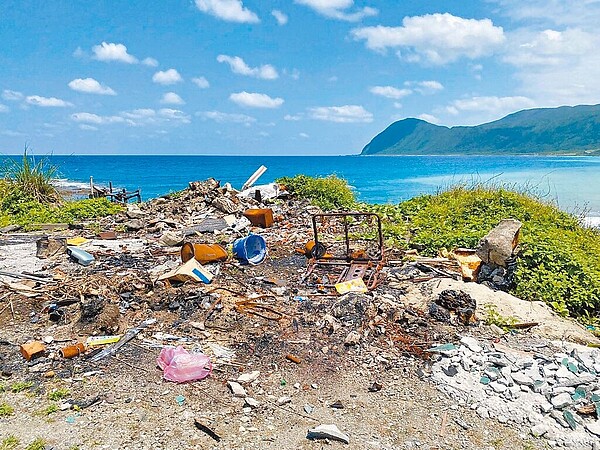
[512,372,534,386]
[304,404,315,414]
[586,420,600,437]
[36,236,67,259]
[20,341,46,361]
[476,406,489,419]
[307,424,350,444]
[212,196,239,214]
[344,331,361,346]
[158,231,184,247]
[460,336,482,353]
[244,397,259,408]
[237,371,260,384]
[0,224,21,233]
[126,206,145,219]
[550,410,569,428]
[551,392,572,409]
[125,219,144,231]
[277,396,292,405]
[227,381,247,398]
[484,367,501,381]
[533,380,549,393]
[530,423,550,437]
[539,400,554,413]
[476,219,522,267]
[490,381,508,393]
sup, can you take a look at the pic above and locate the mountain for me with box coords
[361,104,600,155]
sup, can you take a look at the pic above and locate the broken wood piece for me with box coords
[286,353,301,364]
[194,418,221,442]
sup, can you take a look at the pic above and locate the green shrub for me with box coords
[0,436,19,450]
[365,185,600,317]
[276,174,355,210]
[0,402,14,416]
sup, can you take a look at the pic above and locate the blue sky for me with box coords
[1,0,599,155]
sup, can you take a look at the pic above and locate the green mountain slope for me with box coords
[361,104,600,155]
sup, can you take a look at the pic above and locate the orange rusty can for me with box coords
[181,243,228,264]
[60,342,86,359]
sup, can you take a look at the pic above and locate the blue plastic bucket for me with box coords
[232,234,267,265]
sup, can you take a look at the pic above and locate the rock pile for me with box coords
[430,335,600,448]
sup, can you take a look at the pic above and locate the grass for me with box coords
[40,403,59,416]
[47,388,69,401]
[0,436,19,450]
[10,381,33,393]
[276,174,355,210]
[0,402,14,416]
[0,150,123,229]
[25,438,47,450]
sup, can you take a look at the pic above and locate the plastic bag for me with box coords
[157,346,212,383]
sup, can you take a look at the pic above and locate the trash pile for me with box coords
[429,335,600,447]
[1,170,599,447]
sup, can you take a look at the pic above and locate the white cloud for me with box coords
[217,55,278,80]
[68,78,116,95]
[369,85,412,99]
[229,91,284,108]
[272,10,288,25]
[152,69,183,85]
[192,76,210,88]
[195,0,259,23]
[259,131,270,137]
[308,105,373,123]
[92,42,138,64]
[120,109,156,120]
[160,92,185,105]
[71,112,125,124]
[0,104,8,113]
[2,90,23,101]
[418,113,440,124]
[295,0,377,22]
[26,96,73,107]
[142,57,159,67]
[444,96,536,119]
[79,124,99,131]
[158,108,191,123]
[73,47,85,58]
[299,132,310,138]
[284,114,303,121]
[352,13,505,64]
[490,0,600,27]
[197,110,256,124]
[416,80,444,92]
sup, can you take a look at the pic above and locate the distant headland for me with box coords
[361,104,600,156]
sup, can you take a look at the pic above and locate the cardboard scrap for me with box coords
[158,258,213,284]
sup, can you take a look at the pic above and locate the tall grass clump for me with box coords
[276,174,355,210]
[369,184,600,318]
[1,149,123,229]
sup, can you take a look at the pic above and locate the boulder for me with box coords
[477,219,522,267]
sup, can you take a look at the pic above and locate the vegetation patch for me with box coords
[1,151,122,229]
[276,174,355,210]
[10,381,33,393]
[47,388,69,401]
[25,438,47,450]
[0,402,14,416]
[0,436,19,450]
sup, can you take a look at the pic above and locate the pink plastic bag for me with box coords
[157,346,212,383]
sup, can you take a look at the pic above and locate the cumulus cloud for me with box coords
[142,57,159,67]
[68,78,116,95]
[490,0,600,27]
[192,77,210,88]
[413,80,444,93]
[217,55,278,80]
[418,113,440,124]
[369,86,412,99]
[308,105,373,123]
[272,10,288,25]
[229,91,284,108]
[197,110,256,124]
[72,108,190,127]
[71,112,125,124]
[443,96,536,122]
[2,90,23,101]
[295,0,377,22]
[352,13,505,64]
[152,69,183,85]
[160,92,185,105]
[195,0,259,23]
[26,96,73,107]
[92,42,138,64]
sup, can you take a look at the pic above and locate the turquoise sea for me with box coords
[5,154,600,217]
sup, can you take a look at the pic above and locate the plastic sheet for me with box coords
[157,346,212,383]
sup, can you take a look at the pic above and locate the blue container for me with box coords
[232,234,267,265]
[67,246,95,266]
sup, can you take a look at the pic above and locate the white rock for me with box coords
[237,371,260,384]
[344,331,361,346]
[586,420,600,437]
[277,396,292,405]
[551,392,572,409]
[490,381,508,393]
[512,372,534,386]
[307,424,350,444]
[460,336,483,353]
[228,381,247,398]
[531,423,550,437]
[244,397,259,408]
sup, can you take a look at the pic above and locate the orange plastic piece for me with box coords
[243,209,274,228]
[181,243,228,264]
[20,341,46,361]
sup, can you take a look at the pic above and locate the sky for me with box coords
[1,0,600,155]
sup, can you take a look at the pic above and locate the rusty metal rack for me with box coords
[304,213,385,289]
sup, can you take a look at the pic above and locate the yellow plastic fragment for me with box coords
[335,278,368,295]
[67,237,89,246]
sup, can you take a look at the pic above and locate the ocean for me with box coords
[4,154,600,218]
